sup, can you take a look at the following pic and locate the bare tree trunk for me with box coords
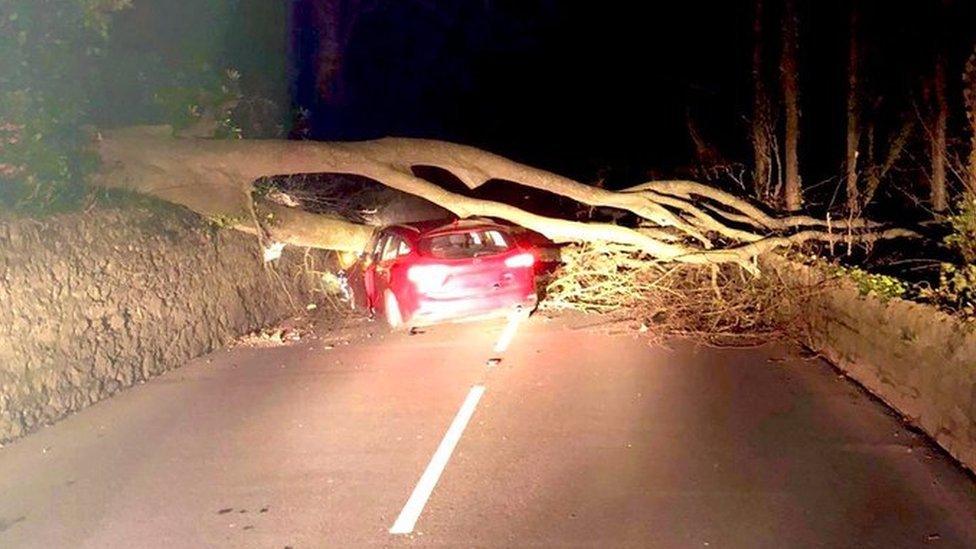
[862,118,914,207]
[965,46,976,194]
[845,1,860,212]
[309,0,363,106]
[781,0,802,210]
[751,0,773,201]
[686,109,723,169]
[931,51,949,212]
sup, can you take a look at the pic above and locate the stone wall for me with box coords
[0,201,328,442]
[767,256,976,473]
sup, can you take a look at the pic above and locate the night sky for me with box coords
[292,1,748,181]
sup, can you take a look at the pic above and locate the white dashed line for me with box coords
[493,313,523,354]
[389,385,486,535]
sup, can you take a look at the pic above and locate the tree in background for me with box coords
[750,0,775,204]
[923,0,949,214]
[836,0,915,214]
[308,0,367,107]
[780,0,802,210]
[965,45,976,194]
[844,0,860,212]
[929,51,949,213]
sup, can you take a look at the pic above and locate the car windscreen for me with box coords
[419,229,511,259]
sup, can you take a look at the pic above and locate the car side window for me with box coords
[398,239,412,256]
[381,236,400,262]
[485,230,508,247]
[370,234,387,263]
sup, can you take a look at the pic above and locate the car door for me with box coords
[374,234,402,308]
[362,232,388,309]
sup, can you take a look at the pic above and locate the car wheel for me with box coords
[384,290,404,330]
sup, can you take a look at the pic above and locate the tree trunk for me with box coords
[301,0,363,107]
[845,1,860,212]
[965,46,976,194]
[751,0,773,201]
[93,126,915,273]
[780,0,802,210]
[862,118,914,207]
[931,51,948,212]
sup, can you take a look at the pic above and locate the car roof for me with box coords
[384,217,510,239]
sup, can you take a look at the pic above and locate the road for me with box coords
[2,312,976,548]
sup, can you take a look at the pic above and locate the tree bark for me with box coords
[862,118,913,207]
[845,1,860,212]
[94,126,914,272]
[931,51,948,212]
[780,0,802,210]
[965,46,976,194]
[751,0,773,201]
[297,0,365,107]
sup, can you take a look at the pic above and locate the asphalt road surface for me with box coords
[2,313,976,548]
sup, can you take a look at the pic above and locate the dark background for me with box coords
[104,0,976,194]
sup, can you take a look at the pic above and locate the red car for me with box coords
[347,218,538,329]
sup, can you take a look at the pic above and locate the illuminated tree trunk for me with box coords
[93,126,914,272]
[780,0,802,210]
[751,0,773,201]
[931,51,948,212]
[845,1,860,212]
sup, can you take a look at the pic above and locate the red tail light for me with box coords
[407,264,450,293]
[504,252,535,269]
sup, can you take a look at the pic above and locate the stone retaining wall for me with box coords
[0,201,328,441]
[767,256,976,473]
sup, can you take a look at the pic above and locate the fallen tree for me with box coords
[94,125,916,272]
[541,242,812,345]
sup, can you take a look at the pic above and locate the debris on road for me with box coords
[233,326,306,348]
[486,358,501,367]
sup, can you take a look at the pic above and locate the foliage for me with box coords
[823,264,907,302]
[914,194,976,319]
[92,0,289,139]
[944,195,976,263]
[918,263,976,319]
[0,0,274,215]
[801,195,976,317]
[153,66,244,138]
[0,0,131,214]
[205,213,246,230]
